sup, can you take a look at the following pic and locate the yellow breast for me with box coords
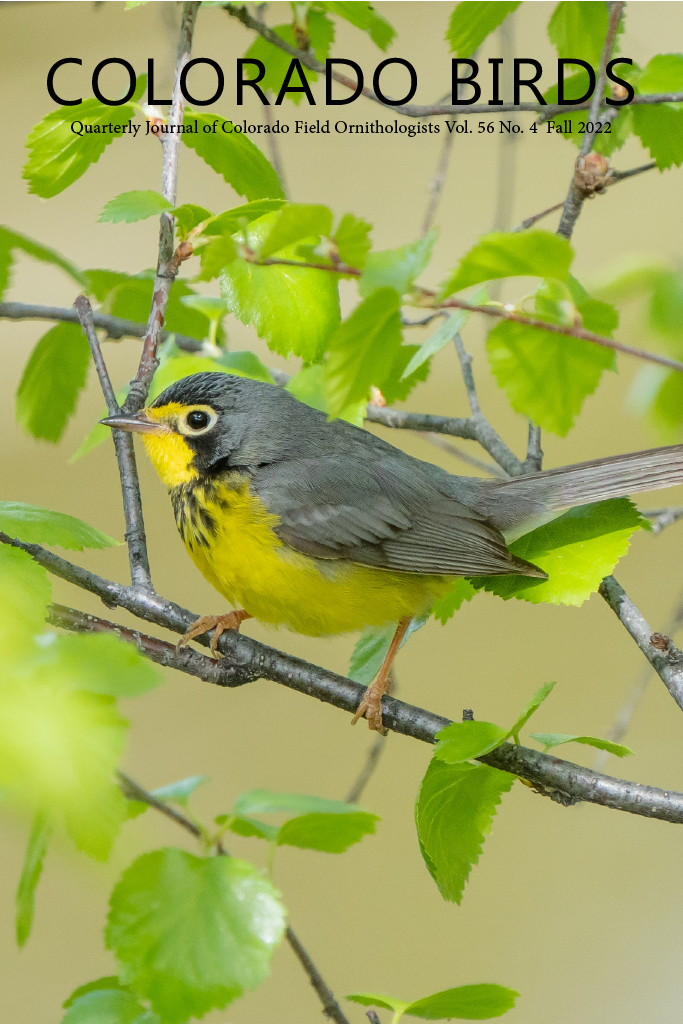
[170,475,451,638]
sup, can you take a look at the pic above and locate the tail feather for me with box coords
[479,443,683,535]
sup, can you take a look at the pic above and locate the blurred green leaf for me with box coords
[286,364,365,425]
[320,2,395,50]
[471,499,644,606]
[507,681,556,738]
[446,1,520,57]
[179,295,228,321]
[346,993,409,1014]
[0,547,51,655]
[277,811,378,852]
[195,234,238,280]
[99,191,173,225]
[222,212,340,361]
[334,213,372,268]
[434,722,509,764]
[60,987,160,1024]
[415,759,515,904]
[63,978,126,1008]
[349,623,396,686]
[235,789,364,817]
[637,52,683,99]
[441,231,572,297]
[69,386,129,464]
[182,112,284,200]
[244,14,333,104]
[405,984,519,1020]
[203,200,286,237]
[260,204,332,258]
[650,270,683,342]
[23,95,142,198]
[530,733,633,757]
[16,809,51,948]
[632,104,683,170]
[226,816,279,842]
[34,633,161,698]
[173,203,212,239]
[151,775,209,806]
[0,501,118,550]
[325,287,401,417]
[16,323,90,442]
[547,1,609,68]
[106,849,285,1022]
[360,231,437,299]
[401,309,470,380]
[0,226,86,299]
[431,579,476,624]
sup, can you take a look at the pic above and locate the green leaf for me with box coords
[60,987,160,1024]
[632,104,683,171]
[0,547,51,655]
[346,993,410,1014]
[360,230,437,299]
[0,502,118,550]
[637,52,683,98]
[243,14,333,104]
[405,984,519,1020]
[440,230,572,298]
[434,722,509,763]
[226,816,280,842]
[471,499,644,606]
[324,288,402,418]
[222,212,340,361]
[195,234,238,280]
[260,204,333,259]
[99,191,174,225]
[63,978,125,1009]
[321,2,395,50]
[216,350,274,384]
[286,364,366,425]
[547,2,609,69]
[16,323,90,442]
[415,759,515,904]
[380,341,432,405]
[24,98,140,198]
[100,273,214,341]
[530,733,633,757]
[277,811,378,852]
[151,775,209,806]
[486,318,613,436]
[446,2,521,57]
[203,200,287,237]
[334,213,372,269]
[349,622,397,686]
[16,809,51,947]
[401,309,470,380]
[234,789,364,817]
[149,351,274,403]
[34,633,161,698]
[106,848,285,1022]
[431,579,476,624]
[182,112,284,200]
[0,226,86,298]
[507,681,556,739]
[172,203,212,239]
[649,270,683,343]
[180,295,228,321]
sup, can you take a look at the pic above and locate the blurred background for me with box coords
[2,2,683,1022]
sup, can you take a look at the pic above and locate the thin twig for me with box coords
[345,734,387,804]
[420,433,509,478]
[125,0,200,412]
[642,507,683,535]
[73,297,152,591]
[512,162,657,233]
[221,5,683,119]
[117,770,350,1024]
[421,125,456,237]
[453,332,481,416]
[0,301,205,353]
[8,534,683,822]
[490,12,518,235]
[557,1,624,239]
[521,424,543,474]
[599,575,683,714]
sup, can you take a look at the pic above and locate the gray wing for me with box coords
[250,457,545,578]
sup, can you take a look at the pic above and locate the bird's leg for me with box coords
[176,610,252,655]
[351,616,411,734]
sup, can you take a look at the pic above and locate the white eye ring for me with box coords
[177,406,218,436]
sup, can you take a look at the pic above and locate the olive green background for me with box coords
[2,2,683,1022]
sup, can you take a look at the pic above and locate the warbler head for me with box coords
[100,371,329,488]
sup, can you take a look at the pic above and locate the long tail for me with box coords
[478,444,683,535]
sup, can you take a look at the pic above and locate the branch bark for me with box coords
[6,533,683,824]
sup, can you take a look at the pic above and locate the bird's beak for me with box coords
[99,412,170,436]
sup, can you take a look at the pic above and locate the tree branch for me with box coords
[557,1,625,239]
[221,4,682,119]
[522,424,543,473]
[642,506,683,535]
[116,770,351,1024]
[74,296,152,591]
[125,0,200,412]
[421,122,456,237]
[599,575,683,714]
[6,533,683,824]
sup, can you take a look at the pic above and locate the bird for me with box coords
[102,371,683,733]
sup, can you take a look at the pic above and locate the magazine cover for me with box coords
[3,2,683,1022]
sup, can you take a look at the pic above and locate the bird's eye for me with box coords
[178,406,217,436]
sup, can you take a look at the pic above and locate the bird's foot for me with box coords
[176,610,252,655]
[351,679,389,735]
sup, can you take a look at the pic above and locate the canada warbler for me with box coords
[103,372,683,732]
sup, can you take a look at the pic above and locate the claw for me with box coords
[176,610,252,656]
